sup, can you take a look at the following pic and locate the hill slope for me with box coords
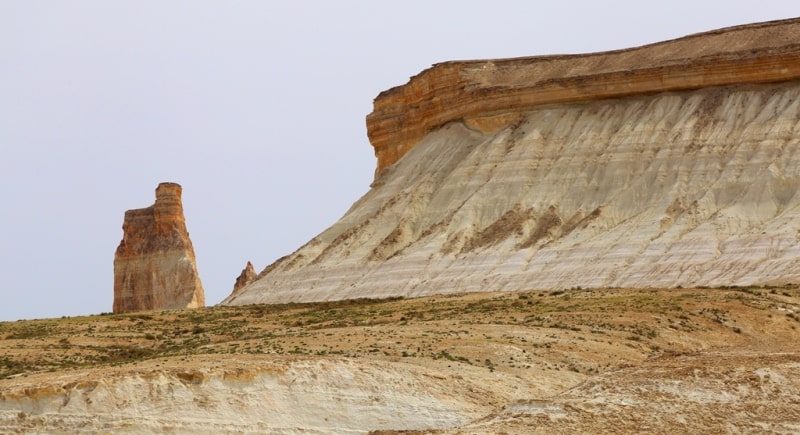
[227,81,800,306]
[226,18,800,307]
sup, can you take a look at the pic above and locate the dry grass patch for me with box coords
[1,286,799,380]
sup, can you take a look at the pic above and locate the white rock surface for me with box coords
[0,358,500,433]
[227,82,800,305]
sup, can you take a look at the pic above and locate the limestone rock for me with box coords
[367,18,800,175]
[0,357,497,432]
[113,182,205,313]
[232,261,256,293]
[224,18,800,307]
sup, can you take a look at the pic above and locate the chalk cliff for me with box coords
[367,18,800,174]
[225,18,800,307]
[113,183,205,313]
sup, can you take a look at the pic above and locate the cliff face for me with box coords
[113,183,205,313]
[367,18,800,175]
[226,81,800,305]
[225,18,800,307]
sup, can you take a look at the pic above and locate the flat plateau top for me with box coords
[382,17,800,96]
[367,18,800,173]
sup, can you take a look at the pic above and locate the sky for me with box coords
[1,1,798,321]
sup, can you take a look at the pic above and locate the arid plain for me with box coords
[2,286,800,432]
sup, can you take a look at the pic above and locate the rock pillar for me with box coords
[113,182,205,313]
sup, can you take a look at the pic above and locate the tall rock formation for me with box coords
[224,18,800,307]
[113,182,205,313]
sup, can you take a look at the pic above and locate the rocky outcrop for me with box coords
[225,18,800,307]
[5,350,799,433]
[231,261,256,293]
[113,182,204,313]
[367,18,800,175]
[0,357,496,433]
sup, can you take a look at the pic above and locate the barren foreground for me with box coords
[1,287,799,433]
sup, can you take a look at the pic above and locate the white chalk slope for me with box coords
[0,358,506,433]
[227,82,800,305]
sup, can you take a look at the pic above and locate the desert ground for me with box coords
[2,286,799,433]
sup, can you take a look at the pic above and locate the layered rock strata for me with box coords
[226,81,800,305]
[0,357,491,432]
[367,18,800,174]
[113,183,205,313]
[225,18,800,306]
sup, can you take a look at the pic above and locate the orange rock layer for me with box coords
[113,183,205,313]
[366,18,800,175]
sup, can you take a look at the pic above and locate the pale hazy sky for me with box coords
[2,1,798,321]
